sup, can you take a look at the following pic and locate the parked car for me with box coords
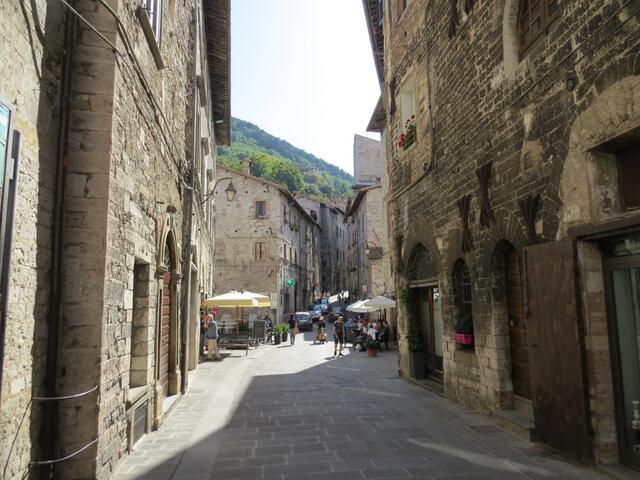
[309,305,323,322]
[294,312,313,331]
[329,306,344,322]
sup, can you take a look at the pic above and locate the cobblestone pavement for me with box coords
[114,330,605,480]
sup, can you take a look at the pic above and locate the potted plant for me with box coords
[273,323,287,344]
[407,320,426,379]
[454,311,474,346]
[397,115,417,151]
[275,323,288,343]
[364,337,380,357]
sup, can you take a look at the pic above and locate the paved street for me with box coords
[114,331,604,480]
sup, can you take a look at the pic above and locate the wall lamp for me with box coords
[201,176,237,204]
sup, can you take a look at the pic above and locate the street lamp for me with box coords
[201,176,236,204]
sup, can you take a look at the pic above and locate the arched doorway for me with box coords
[157,231,179,400]
[159,241,173,397]
[406,244,443,378]
[493,240,530,401]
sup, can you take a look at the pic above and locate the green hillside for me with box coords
[217,118,352,197]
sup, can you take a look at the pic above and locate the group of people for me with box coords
[355,317,391,350]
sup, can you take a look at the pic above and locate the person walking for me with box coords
[206,316,220,360]
[287,314,298,345]
[333,315,345,357]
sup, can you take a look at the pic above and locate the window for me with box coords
[255,201,266,219]
[142,0,162,39]
[283,205,287,221]
[310,210,317,222]
[377,0,384,26]
[254,242,266,260]
[452,259,474,348]
[399,75,416,125]
[518,0,559,56]
[618,144,640,211]
[294,250,297,265]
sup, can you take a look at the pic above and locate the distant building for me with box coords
[214,162,321,321]
[297,197,348,296]
[345,135,390,300]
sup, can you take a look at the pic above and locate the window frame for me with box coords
[452,259,474,349]
[617,145,640,211]
[517,0,560,57]
[254,241,267,261]
[255,200,267,219]
[142,0,163,41]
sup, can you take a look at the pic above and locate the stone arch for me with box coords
[406,244,437,284]
[401,218,442,278]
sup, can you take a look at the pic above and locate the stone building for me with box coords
[345,135,391,301]
[214,162,321,322]
[0,0,230,478]
[364,0,640,471]
[297,197,348,296]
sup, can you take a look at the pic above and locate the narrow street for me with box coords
[114,333,603,480]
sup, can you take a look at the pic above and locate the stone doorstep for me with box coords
[162,394,182,418]
[402,375,445,397]
[493,407,535,442]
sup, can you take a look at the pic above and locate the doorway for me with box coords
[505,248,531,399]
[604,236,640,471]
[413,285,443,376]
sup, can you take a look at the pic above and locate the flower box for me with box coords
[453,333,474,345]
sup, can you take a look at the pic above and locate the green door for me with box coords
[605,240,640,471]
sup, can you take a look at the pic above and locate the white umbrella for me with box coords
[363,296,396,308]
[243,291,271,308]
[346,300,376,313]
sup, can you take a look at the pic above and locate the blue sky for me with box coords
[230,0,381,175]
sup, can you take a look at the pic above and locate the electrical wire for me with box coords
[55,0,123,55]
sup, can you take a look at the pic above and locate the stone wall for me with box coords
[214,167,319,320]
[0,1,64,478]
[382,0,640,461]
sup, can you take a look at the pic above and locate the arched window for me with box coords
[452,259,474,344]
[518,0,559,56]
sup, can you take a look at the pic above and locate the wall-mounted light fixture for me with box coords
[201,176,236,204]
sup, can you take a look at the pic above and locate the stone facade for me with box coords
[0,0,229,478]
[296,197,348,296]
[346,135,391,301]
[214,164,321,322]
[0,1,64,477]
[364,0,640,470]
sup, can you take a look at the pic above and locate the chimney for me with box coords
[240,158,252,175]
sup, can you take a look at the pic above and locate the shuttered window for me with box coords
[254,242,266,260]
[518,0,559,56]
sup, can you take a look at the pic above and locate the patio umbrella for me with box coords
[346,300,376,313]
[363,296,396,308]
[244,291,271,308]
[206,291,259,335]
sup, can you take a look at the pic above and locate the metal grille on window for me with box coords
[452,259,473,332]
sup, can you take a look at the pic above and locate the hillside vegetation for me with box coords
[217,118,352,197]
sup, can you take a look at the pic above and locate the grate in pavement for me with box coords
[468,425,503,434]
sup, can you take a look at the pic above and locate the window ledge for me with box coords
[136,6,165,70]
[127,385,149,409]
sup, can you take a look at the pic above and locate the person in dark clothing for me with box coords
[287,314,298,345]
[333,316,345,356]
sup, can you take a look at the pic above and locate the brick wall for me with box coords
[382,0,640,458]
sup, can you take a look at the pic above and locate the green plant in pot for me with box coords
[364,337,381,357]
[275,323,288,342]
[274,323,287,344]
[454,311,474,346]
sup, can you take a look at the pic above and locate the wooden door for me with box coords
[160,271,171,394]
[524,240,591,462]
[506,249,530,399]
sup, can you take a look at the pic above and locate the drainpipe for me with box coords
[179,6,198,394]
[42,2,75,463]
